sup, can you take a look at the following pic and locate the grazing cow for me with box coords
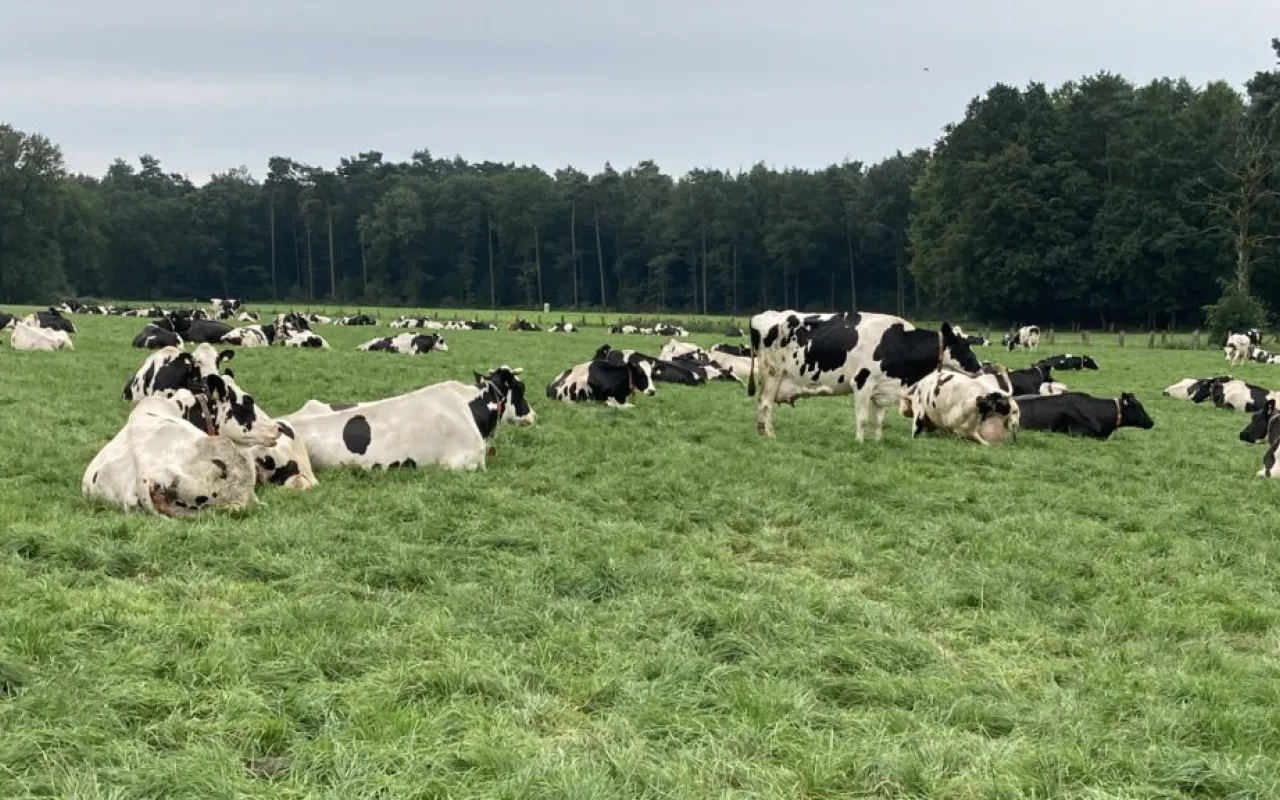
[220,325,272,347]
[83,376,284,517]
[356,333,448,354]
[1013,392,1154,438]
[547,349,656,407]
[986,363,1054,396]
[132,324,184,349]
[283,366,527,471]
[123,343,233,402]
[336,313,378,326]
[1224,333,1254,365]
[747,310,981,440]
[1033,353,1099,371]
[8,321,74,351]
[1004,325,1041,351]
[1207,379,1276,413]
[900,370,1019,444]
[549,322,577,333]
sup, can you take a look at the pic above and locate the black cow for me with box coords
[1034,354,1099,371]
[30,309,76,334]
[154,313,233,343]
[713,343,752,358]
[1013,392,1154,438]
[986,363,1053,395]
[132,324,184,349]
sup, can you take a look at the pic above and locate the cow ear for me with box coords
[473,371,486,386]
[205,374,226,400]
[217,349,235,365]
[939,322,954,339]
[1268,399,1277,415]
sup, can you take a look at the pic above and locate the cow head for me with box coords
[255,420,318,490]
[593,344,613,361]
[190,343,234,378]
[976,392,1013,419]
[476,366,536,426]
[938,322,982,376]
[628,359,656,396]
[418,334,448,352]
[1240,399,1278,444]
[204,374,282,448]
[1117,392,1155,429]
[1081,355,1099,370]
[1190,376,1231,404]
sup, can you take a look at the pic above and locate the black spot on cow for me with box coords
[194,495,209,507]
[854,368,871,389]
[277,421,295,439]
[268,460,301,486]
[342,415,372,454]
[211,458,228,479]
[91,471,98,484]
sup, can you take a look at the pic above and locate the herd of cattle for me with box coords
[4,298,1279,518]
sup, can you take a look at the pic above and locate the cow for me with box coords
[724,327,744,337]
[899,370,1019,444]
[1012,392,1154,438]
[1034,354,1099,371]
[25,309,76,334]
[547,350,656,407]
[0,312,14,331]
[1225,333,1254,366]
[1039,382,1069,395]
[654,323,687,337]
[608,324,639,334]
[305,313,332,325]
[1207,379,1277,413]
[985,363,1054,396]
[209,298,242,319]
[83,376,284,517]
[1237,400,1280,478]
[132,324,184,349]
[549,322,577,333]
[747,310,981,440]
[336,313,378,326]
[123,343,234,402]
[238,311,261,323]
[281,366,527,472]
[153,313,232,343]
[1003,325,1041,351]
[507,318,541,331]
[356,333,448,354]
[464,320,497,330]
[1164,375,1231,401]
[286,367,537,428]
[220,325,272,347]
[252,418,319,491]
[594,345,705,386]
[713,343,752,358]
[283,330,329,348]
[657,340,746,383]
[390,315,441,329]
[8,321,74,351]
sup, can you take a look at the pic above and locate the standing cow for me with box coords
[747,310,981,440]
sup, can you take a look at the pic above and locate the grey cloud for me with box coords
[1,0,1275,183]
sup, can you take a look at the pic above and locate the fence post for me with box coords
[1048,327,1055,345]
[1119,331,1125,347]
[1192,329,1201,350]
[1160,332,1168,348]
[1148,331,1155,348]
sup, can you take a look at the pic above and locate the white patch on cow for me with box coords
[1039,382,1068,395]
[1224,334,1253,365]
[900,370,1019,445]
[7,321,73,350]
[221,325,270,347]
[284,330,329,348]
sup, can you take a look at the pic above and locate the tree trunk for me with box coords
[361,240,368,296]
[269,196,277,300]
[327,205,336,300]
[700,222,709,315]
[304,214,314,302]
[570,197,579,308]
[593,202,607,310]
[895,231,905,316]
[290,206,301,288]
[487,210,496,309]
[533,223,543,306]
[731,241,738,314]
[846,222,856,310]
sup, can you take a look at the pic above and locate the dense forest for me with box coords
[2,40,1278,330]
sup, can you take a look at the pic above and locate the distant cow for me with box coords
[747,310,981,440]
[8,321,73,351]
[1004,325,1041,351]
[132,324,184,349]
[124,344,233,402]
[900,370,1019,444]
[713,343,752,358]
[1034,354,1098,371]
[1224,334,1254,366]
[1164,375,1232,401]
[1237,399,1280,478]
[357,333,448,354]
[0,312,14,331]
[336,313,378,326]
[608,324,639,334]
[547,350,656,407]
[283,330,329,348]
[281,366,528,471]
[658,340,745,383]
[595,345,707,386]
[507,318,540,331]
[724,327,744,337]
[654,323,687,337]
[154,313,232,343]
[305,313,332,325]
[220,325,272,347]
[549,322,577,333]
[390,316,442,329]
[1013,392,1154,439]
[209,298,242,319]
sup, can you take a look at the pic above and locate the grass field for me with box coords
[3,307,1280,798]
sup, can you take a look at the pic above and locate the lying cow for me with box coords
[336,313,378,326]
[132,324,184,349]
[281,366,527,471]
[549,322,577,333]
[983,362,1052,396]
[1003,325,1041,351]
[507,318,540,331]
[900,370,1019,444]
[285,367,537,428]
[124,343,232,402]
[748,310,981,440]
[1013,391,1154,439]
[1164,375,1231,401]
[26,309,76,334]
[1034,354,1098,371]
[83,375,284,517]
[153,314,232,343]
[8,321,74,350]
[713,343,752,358]
[356,333,448,354]
[283,330,329,348]
[220,325,272,347]
[657,340,745,383]
[594,344,706,386]
[390,316,443,329]
[1208,379,1276,413]
[547,350,656,407]
[0,312,13,331]
[1238,399,1280,478]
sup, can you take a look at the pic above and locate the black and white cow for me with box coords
[1003,325,1041,351]
[209,298,242,320]
[282,366,527,471]
[654,323,687,337]
[220,325,272,347]
[283,330,329,348]
[132,324,184,349]
[747,310,981,440]
[608,324,639,334]
[657,340,745,383]
[1237,400,1280,478]
[336,313,378,326]
[1163,375,1232,401]
[153,313,232,343]
[1034,354,1099,371]
[305,313,332,325]
[124,344,233,402]
[547,350,656,407]
[594,344,705,386]
[549,322,577,333]
[390,315,442,329]
[0,312,14,331]
[26,309,76,334]
[713,343,752,358]
[507,318,541,331]
[1206,379,1277,413]
[1012,391,1154,438]
[984,363,1054,396]
[357,333,448,354]
[238,311,261,323]
[83,376,285,517]
[899,370,1019,444]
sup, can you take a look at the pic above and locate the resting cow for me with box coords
[747,310,981,441]
[1013,392,1154,439]
[547,351,656,407]
[124,343,232,402]
[356,333,448,354]
[1194,378,1276,413]
[1164,375,1231,401]
[8,321,74,350]
[900,370,1019,444]
[549,322,577,333]
[282,366,527,472]
[220,325,272,347]
[1034,354,1098,371]
[1238,399,1280,478]
[132,324,184,349]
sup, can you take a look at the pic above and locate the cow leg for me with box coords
[852,390,870,442]
[872,401,887,441]
[756,378,777,437]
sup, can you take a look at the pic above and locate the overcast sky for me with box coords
[2,0,1276,184]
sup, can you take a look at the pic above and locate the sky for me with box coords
[2,0,1277,184]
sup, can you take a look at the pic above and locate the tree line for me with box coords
[1,39,1277,330]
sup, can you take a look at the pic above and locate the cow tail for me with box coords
[747,325,759,396]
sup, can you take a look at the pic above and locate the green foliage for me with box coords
[5,312,1280,796]
[1204,285,1270,341]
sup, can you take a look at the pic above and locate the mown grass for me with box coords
[3,309,1280,798]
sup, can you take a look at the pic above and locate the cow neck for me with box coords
[936,333,946,370]
[194,393,217,436]
[468,381,506,441]
[1114,398,1122,429]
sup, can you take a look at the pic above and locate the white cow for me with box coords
[1225,333,1253,366]
[283,330,329,348]
[83,376,283,517]
[8,321,73,350]
[659,338,753,383]
[356,333,448,354]
[900,369,1020,444]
